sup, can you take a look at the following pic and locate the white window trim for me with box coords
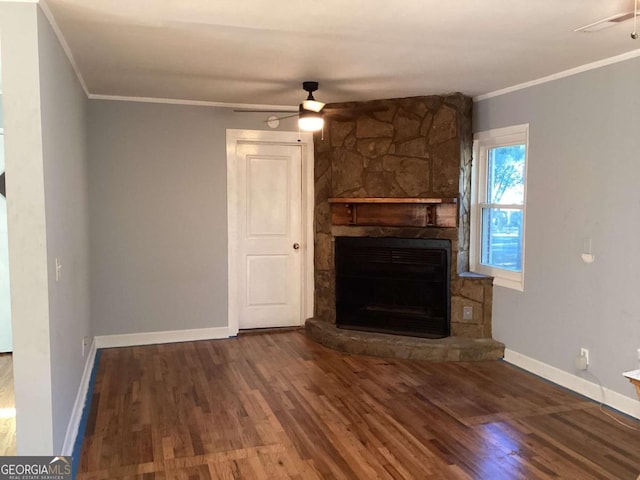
[471,124,529,291]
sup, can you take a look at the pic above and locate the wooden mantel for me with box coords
[329,197,458,228]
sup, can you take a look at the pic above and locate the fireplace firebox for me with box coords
[335,237,451,338]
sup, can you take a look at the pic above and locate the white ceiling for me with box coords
[44,0,640,107]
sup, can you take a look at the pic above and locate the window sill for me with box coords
[491,275,524,292]
[470,266,523,292]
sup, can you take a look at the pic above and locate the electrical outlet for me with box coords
[55,257,62,282]
[637,348,640,366]
[82,336,89,357]
[575,347,589,370]
[463,306,473,321]
[580,348,589,367]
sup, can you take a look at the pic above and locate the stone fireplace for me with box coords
[306,93,504,361]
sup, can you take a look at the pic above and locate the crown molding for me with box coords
[33,1,297,111]
[474,48,640,102]
[38,0,90,96]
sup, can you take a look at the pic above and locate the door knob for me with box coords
[293,243,300,250]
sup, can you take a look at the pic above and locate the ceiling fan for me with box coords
[234,81,387,132]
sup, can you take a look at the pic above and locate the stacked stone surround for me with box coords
[313,93,494,340]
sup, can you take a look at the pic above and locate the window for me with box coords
[471,124,528,291]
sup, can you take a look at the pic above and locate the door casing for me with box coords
[226,129,314,335]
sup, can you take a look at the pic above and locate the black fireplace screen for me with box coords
[335,237,450,338]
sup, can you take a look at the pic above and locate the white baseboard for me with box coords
[504,348,640,420]
[94,326,232,349]
[61,339,97,456]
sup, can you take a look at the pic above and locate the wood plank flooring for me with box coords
[0,352,16,456]
[78,331,640,479]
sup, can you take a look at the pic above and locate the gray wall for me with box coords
[37,8,91,453]
[88,100,297,335]
[0,2,88,454]
[474,56,640,399]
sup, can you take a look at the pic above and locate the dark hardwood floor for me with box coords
[78,331,640,479]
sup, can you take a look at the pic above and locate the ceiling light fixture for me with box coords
[298,106,324,132]
[298,81,325,132]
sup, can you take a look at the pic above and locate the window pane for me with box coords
[481,208,522,272]
[487,145,525,204]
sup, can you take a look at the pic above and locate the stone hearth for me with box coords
[306,318,504,362]
[309,93,504,360]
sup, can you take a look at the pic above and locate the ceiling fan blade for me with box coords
[325,112,355,122]
[356,104,389,114]
[234,108,297,113]
[269,112,300,121]
[322,104,354,110]
[324,104,389,114]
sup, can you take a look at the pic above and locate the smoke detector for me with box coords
[575,12,635,32]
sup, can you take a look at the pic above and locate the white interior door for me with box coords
[0,133,12,352]
[236,142,303,329]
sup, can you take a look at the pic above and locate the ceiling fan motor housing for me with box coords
[303,81,319,99]
[302,81,319,92]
